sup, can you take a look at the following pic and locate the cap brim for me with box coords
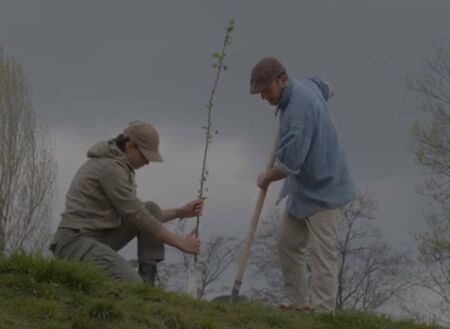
[141,148,164,162]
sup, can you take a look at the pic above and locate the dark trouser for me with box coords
[50,201,164,283]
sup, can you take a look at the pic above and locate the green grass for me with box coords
[0,253,443,329]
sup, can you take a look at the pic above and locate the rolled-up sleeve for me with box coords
[99,162,163,236]
[275,111,315,176]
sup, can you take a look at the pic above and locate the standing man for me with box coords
[250,57,355,312]
[50,120,202,285]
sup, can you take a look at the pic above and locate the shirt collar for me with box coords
[275,78,293,117]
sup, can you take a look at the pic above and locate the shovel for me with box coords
[230,117,280,302]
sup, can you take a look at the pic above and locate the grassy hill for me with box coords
[0,254,443,329]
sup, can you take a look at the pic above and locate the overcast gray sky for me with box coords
[1,0,448,295]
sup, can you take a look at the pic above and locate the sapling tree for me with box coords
[185,20,235,298]
[195,19,235,236]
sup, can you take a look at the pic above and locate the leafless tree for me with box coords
[0,48,57,256]
[407,40,450,321]
[336,190,409,311]
[161,221,240,298]
[248,191,409,312]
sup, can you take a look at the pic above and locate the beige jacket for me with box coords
[58,139,163,236]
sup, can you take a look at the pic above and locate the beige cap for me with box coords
[250,57,287,94]
[124,121,163,162]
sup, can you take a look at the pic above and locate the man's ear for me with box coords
[279,74,288,87]
[124,140,134,153]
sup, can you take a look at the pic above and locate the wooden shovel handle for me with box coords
[230,118,280,302]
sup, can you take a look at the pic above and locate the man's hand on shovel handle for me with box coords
[257,173,271,190]
[257,166,287,190]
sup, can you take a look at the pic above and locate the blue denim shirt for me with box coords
[275,78,355,219]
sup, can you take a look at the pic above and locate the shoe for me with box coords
[138,262,158,286]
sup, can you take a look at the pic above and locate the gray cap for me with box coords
[124,121,163,162]
[250,57,287,94]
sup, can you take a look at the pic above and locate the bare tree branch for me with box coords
[163,221,240,298]
[248,191,409,312]
[0,48,56,256]
[407,40,450,317]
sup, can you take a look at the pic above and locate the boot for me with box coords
[138,262,158,286]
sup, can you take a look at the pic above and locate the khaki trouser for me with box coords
[50,201,164,283]
[277,208,341,312]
